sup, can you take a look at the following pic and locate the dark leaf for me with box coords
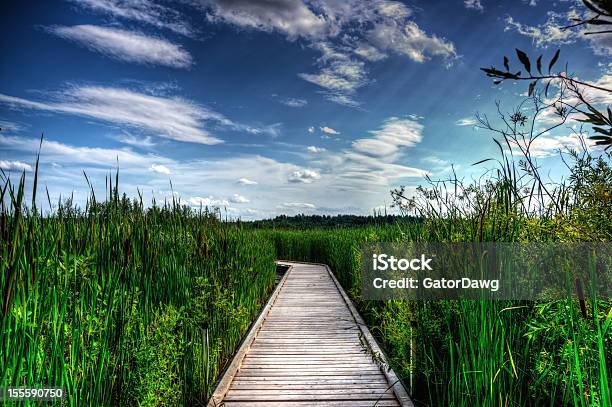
[585,103,608,121]
[583,0,605,15]
[528,80,537,96]
[607,107,612,122]
[586,18,612,25]
[481,67,504,76]
[472,158,494,166]
[592,126,611,135]
[548,49,560,73]
[516,49,531,74]
[493,138,505,155]
[503,56,510,71]
[544,80,551,97]
[536,55,543,74]
[589,135,612,140]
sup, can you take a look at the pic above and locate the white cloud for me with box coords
[237,177,258,185]
[368,20,456,64]
[69,0,194,37]
[456,117,477,126]
[504,14,575,48]
[307,145,326,153]
[504,8,612,56]
[299,50,367,106]
[150,164,171,174]
[113,134,156,148]
[324,93,361,108]
[204,0,327,39]
[352,117,423,158]
[464,0,483,11]
[202,1,456,106]
[230,193,250,203]
[538,72,612,125]
[0,86,226,144]
[279,97,307,107]
[308,126,315,133]
[188,196,229,207]
[320,126,340,135]
[422,156,450,167]
[0,120,25,133]
[352,138,398,157]
[301,117,429,195]
[47,25,193,68]
[289,169,321,183]
[0,134,172,168]
[282,202,316,209]
[0,160,33,172]
[511,134,585,158]
[353,43,387,61]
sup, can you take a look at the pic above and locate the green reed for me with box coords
[264,225,610,407]
[0,166,276,406]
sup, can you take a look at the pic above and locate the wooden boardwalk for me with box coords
[208,261,413,407]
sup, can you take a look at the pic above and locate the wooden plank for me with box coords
[222,401,400,407]
[324,262,415,407]
[205,264,293,407]
[207,261,413,406]
[224,394,397,401]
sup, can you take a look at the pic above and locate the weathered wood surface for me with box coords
[208,261,413,407]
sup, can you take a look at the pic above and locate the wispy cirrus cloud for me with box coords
[504,14,576,48]
[237,177,258,185]
[299,43,368,106]
[188,196,229,207]
[352,117,423,159]
[289,169,321,183]
[0,85,227,144]
[455,117,477,126]
[113,133,156,148]
[150,163,171,174]
[0,134,173,168]
[279,97,308,107]
[69,0,195,37]
[203,0,327,39]
[509,134,586,158]
[320,126,340,135]
[202,0,456,106]
[230,193,250,203]
[464,0,483,11]
[0,160,33,172]
[307,145,326,153]
[306,117,428,194]
[47,25,193,68]
[282,202,316,209]
[504,7,612,56]
[0,120,26,133]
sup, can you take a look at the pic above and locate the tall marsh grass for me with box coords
[0,167,276,406]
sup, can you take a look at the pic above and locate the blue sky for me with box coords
[0,0,610,218]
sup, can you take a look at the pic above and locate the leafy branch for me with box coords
[562,0,612,35]
[481,49,612,150]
